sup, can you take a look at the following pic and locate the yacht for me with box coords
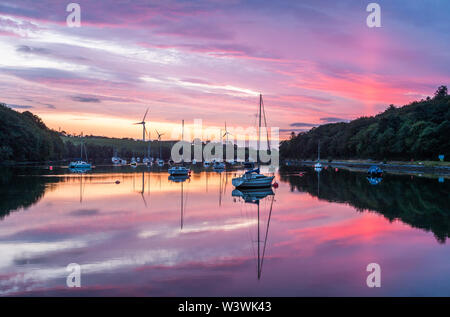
[232,168,274,188]
[69,139,91,169]
[314,140,322,171]
[232,95,274,189]
[69,160,91,169]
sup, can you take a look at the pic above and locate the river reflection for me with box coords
[0,166,449,296]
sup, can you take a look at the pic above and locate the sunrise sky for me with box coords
[0,0,449,140]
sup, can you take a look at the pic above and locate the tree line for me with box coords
[0,104,65,162]
[280,86,450,161]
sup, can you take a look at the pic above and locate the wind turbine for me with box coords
[155,129,165,159]
[223,121,232,145]
[133,107,149,141]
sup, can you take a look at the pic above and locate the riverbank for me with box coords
[284,159,450,176]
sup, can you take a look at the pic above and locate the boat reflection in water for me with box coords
[169,174,190,229]
[232,187,275,280]
[69,166,91,203]
[367,176,383,185]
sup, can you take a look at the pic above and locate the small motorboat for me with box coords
[368,165,383,177]
[314,162,322,171]
[112,156,121,164]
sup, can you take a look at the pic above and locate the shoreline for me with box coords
[284,160,450,176]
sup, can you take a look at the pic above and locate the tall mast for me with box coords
[261,96,270,152]
[258,94,262,167]
[318,140,320,161]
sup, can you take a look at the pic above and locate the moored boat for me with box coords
[168,165,190,176]
[232,94,274,189]
[232,168,274,188]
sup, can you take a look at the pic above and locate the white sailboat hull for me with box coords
[232,174,274,188]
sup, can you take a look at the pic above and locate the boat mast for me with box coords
[318,140,320,161]
[182,119,184,163]
[261,96,270,153]
[80,133,83,160]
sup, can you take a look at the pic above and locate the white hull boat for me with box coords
[69,161,91,169]
[232,94,274,189]
[232,168,274,188]
[168,166,190,176]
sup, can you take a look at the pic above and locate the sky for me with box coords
[0,0,449,140]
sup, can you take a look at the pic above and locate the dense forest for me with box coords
[280,86,450,161]
[0,103,65,162]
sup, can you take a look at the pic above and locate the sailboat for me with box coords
[314,140,322,171]
[130,156,137,167]
[232,94,274,188]
[111,149,121,165]
[169,120,190,176]
[69,136,91,169]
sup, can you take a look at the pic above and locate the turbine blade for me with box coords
[142,107,149,122]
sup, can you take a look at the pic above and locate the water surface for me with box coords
[0,165,449,296]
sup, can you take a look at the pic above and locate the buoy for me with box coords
[49,166,53,170]
[273,182,279,188]
[115,180,120,184]
[335,168,338,172]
